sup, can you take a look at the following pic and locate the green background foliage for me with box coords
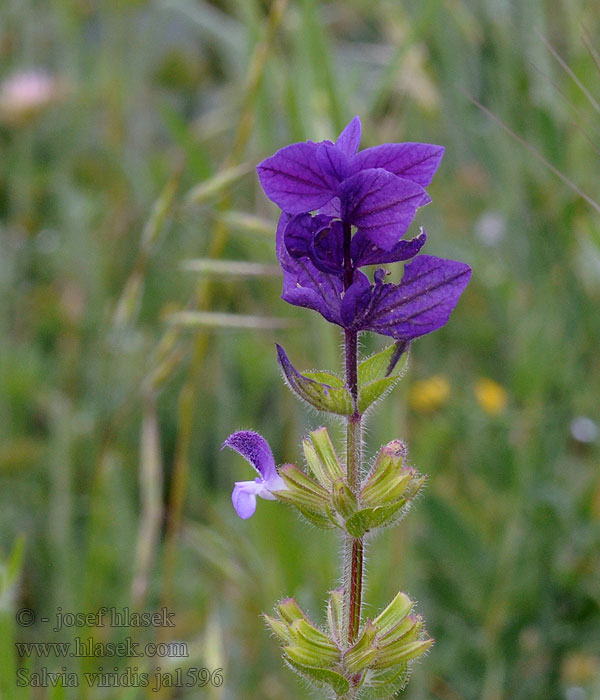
[1,0,599,698]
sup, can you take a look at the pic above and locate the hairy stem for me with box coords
[342,221,364,652]
[343,336,364,648]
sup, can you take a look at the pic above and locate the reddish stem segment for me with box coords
[344,340,363,645]
[342,221,364,647]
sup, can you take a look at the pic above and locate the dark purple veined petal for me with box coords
[316,143,350,189]
[351,228,427,267]
[281,262,344,325]
[335,115,362,156]
[339,168,426,251]
[256,141,334,213]
[309,219,344,274]
[350,256,471,340]
[276,212,293,265]
[340,271,372,328]
[350,142,445,188]
[222,430,277,481]
[284,213,333,259]
[276,214,344,325]
[319,196,341,217]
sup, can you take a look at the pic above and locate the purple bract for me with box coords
[257,115,443,251]
[276,214,471,341]
[256,116,471,341]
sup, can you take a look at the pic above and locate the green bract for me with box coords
[264,593,433,697]
[277,344,353,415]
[273,428,425,539]
[357,343,409,413]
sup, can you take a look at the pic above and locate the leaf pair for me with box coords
[276,342,408,415]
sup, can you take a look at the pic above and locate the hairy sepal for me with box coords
[283,657,350,695]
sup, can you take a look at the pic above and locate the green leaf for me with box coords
[277,344,353,415]
[358,344,409,413]
[358,376,400,413]
[303,370,345,387]
[358,343,408,385]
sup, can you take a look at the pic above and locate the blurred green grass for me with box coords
[1,0,599,698]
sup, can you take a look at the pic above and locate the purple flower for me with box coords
[257,116,443,251]
[277,213,344,326]
[276,213,471,341]
[222,431,286,519]
[340,258,471,340]
[283,212,428,276]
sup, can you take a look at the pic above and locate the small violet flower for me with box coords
[222,430,286,519]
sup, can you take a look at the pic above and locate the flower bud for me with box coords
[308,427,345,484]
[263,614,293,644]
[290,619,340,663]
[372,638,434,670]
[326,588,343,644]
[377,614,421,646]
[284,644,335,668]
[403,473,426,500]
[276,464,330,513]
[360,441,425,510]
[277,597,307,625]
[372,592,414,637]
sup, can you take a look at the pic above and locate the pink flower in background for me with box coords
[0,69,65,125]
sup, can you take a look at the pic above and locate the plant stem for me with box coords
[342,221,364,650]
[343,333,364,647]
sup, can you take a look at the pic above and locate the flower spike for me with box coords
[224,115,470,696]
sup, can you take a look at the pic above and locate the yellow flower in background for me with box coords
[561,652,600,685]
[474,377,508,416]
[409,375,450,413]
